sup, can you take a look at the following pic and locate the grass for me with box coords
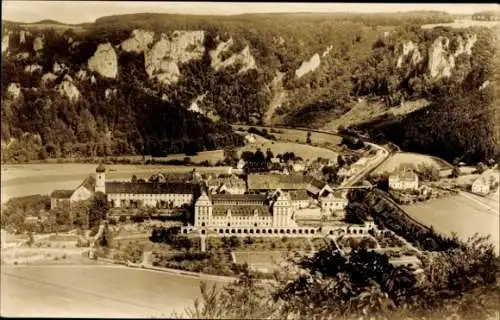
[238,141,337,161]
[403,193,499,254]
[321,99,431,132]
[374,152,451,174]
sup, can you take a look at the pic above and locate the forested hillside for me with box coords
[1,11,497,163]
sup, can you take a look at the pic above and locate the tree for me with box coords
[254,148,265,163]
[306,131,312,144]
[450,166,460,178]
[265,148,274,162]
[131,174,138,183]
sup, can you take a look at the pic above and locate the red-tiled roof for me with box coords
[50,190,73,198]
[105,181,199,194]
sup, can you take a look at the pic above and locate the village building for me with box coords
[206,176,247,194]
[50,175,97,209]
[389,170,419,191]
[471,176,491,195]
[247,174,333,199]
[319,191,349,217]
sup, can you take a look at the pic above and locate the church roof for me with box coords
[50,190,73,199]
[105,181,199,194]
[211,194,267,203]
[79,175,96,193]
[289,190,309,201]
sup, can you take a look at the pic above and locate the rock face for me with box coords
[188,93,207,114]
[144,30,205,85]
[19,30,29,44]
[105,88,117,100]
[76,69,88,80]
[7,83,21,99]
[88,43,118,79]
[41,72,58,84]
[121,29,155,53]
[56,75,80,101]
[15,52,30,60]
[396,41,422,68]
[33,36,44,51]
[24,64,43,73]
[295,53,320,78]
[2,35,9,53]
[53,62,68,74]
[209,38,257,73]
[322,45,333,58]
[428,34,476,79]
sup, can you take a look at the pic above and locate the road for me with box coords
[341,142,391,187]
[1,264,224,318]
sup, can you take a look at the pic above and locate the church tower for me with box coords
[95,164,106,193]
[272,192,292,227]
[194,191,212,227]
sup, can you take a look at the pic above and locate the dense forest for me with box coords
[1,11,498,164]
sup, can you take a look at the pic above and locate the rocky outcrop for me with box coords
[19,30,29,44]
[105,88,117,100]
[210,38,257,73]
[53,61,68,74]
[428,34,477,79]
[87,43,118,79]
[295,53,320,78]
[15,52,30,60]
[41,72,57,84]
[24,64,43,73]
[396,41,422,68]
[33,36,44,51]
[76,69,88,80]
[120,29,155,53]
[188,93,207,114]
[7,83,21,99]
[2,35,9,53]
[144,30,205,85]
[322,45,333,58]
[56,75,80,101]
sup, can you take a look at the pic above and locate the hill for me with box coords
[1,11,497,163]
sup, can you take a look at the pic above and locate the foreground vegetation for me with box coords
[186,235,500,320]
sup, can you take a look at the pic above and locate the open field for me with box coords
[238,140,338,161]
[403,192,499,254]
[234,124,342,146]
[1,265,222,318]
[373,152,451,175]
[1,164,230,203]
[159,150,224,163]
[233,250,302,273]
[321,99,431,132]
[421,19,500,29]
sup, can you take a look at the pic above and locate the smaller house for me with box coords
[289,190,310,210]
[389,171,419,191]
[320,191,348,214]
[50,175,96,209]
[471,176,490,195]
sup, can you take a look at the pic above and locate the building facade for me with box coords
[389,171,419,191]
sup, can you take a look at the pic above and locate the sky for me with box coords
[2,2,498,24]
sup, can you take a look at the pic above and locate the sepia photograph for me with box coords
[1,1,499,318]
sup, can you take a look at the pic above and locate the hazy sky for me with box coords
[2,1,498,24]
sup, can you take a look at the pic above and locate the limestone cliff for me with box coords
[295,53,320,78]
[120,29,155,53]
[144,30,205,85]
[88,43,118,79]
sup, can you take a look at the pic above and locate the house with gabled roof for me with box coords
[389,170,419,191]
[50,175,96,209]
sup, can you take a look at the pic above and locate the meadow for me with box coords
[374,152,452,174]
[403,192,499,254]
[1,164,230,203]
